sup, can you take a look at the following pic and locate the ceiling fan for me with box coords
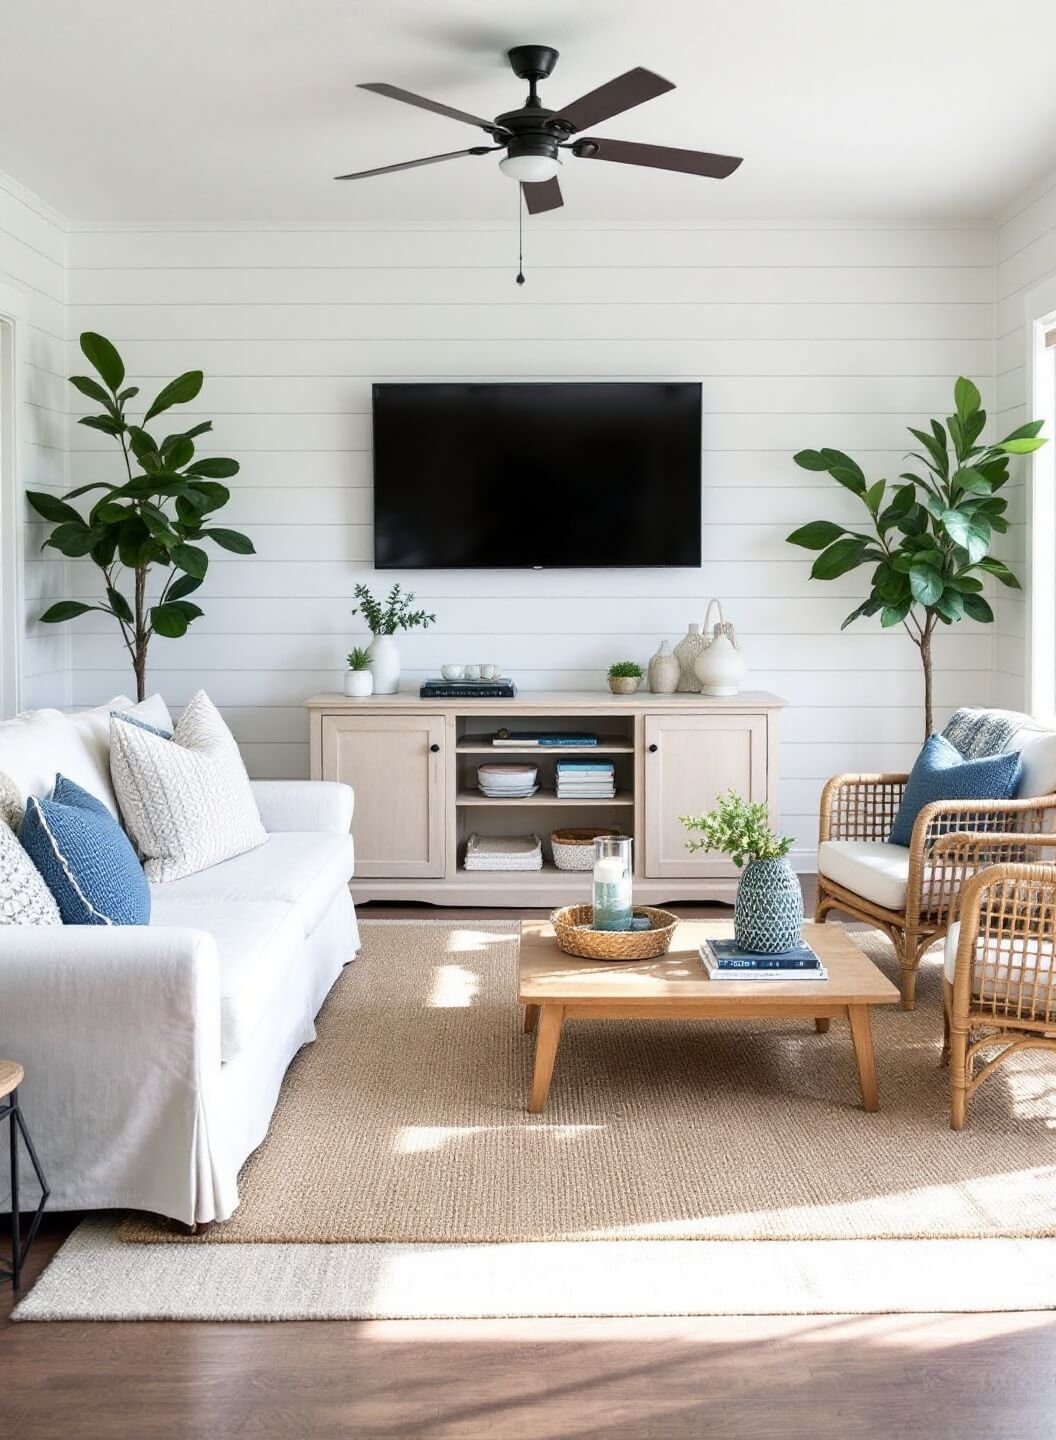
[336,45,743,214]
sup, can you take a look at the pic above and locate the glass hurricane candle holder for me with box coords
[592,836,633,931]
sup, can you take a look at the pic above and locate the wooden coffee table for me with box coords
[518,919,900,1114]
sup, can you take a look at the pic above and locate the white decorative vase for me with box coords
[344,670,374,698]
[647,640,680,694]
[673,624,706,693]
[369,634,400,694]
[694,634,746,696]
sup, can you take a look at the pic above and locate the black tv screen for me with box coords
[372,382,702,569]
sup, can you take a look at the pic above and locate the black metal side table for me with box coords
[1,1060,50,1292]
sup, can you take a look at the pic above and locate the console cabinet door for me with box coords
[320,713,446,878]
[643,713,768,878]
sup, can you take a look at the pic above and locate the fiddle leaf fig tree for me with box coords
[27,332,255,701]
[787,377,1046,736]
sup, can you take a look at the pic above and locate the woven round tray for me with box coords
[549,904,680,961]
[550,826,624,872]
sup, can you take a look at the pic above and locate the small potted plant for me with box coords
[344,646,374,698]
[351,583,437,695]
[607,660,643,695]
[682,790,801,953]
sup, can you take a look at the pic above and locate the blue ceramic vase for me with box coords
[734,858,804,953]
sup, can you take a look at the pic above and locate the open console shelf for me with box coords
[307,689,784,907]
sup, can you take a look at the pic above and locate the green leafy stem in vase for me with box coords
[681,790,794,868]
[351,583,436,636]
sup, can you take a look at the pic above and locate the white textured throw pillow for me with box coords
[0,820,62,925]
[110,690,266,882]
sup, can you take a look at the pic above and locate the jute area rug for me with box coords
[120,919,1056,1245]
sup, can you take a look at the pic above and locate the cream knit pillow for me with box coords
[110,690,266,883]
[0,819,61,925]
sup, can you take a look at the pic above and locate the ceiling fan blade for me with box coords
[548,68,674,135]
[335,147,496,181]
[358,83,503,136]
[572,137,742,179]
[521,177,564,215]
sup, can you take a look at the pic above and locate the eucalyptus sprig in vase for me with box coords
[350,583,437,695]
[682,791,801,953]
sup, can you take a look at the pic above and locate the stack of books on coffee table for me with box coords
[699,938,828,981]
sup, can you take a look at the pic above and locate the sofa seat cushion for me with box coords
[818,839,911,912]
[152,832,355,937]
[149,895,304,1061]
[944,921,1055,1012]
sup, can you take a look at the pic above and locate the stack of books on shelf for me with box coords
[555,760,616,799]
[491,732,598,748]
[699,938,828,981]
[476,763,539,799]
[464,833,543,872]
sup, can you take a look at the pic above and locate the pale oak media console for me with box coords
[306,690,785,907]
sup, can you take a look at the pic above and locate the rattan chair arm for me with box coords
[927,830,1056,922]
[949,861,1056,1016]
[817,772,910,844]
[905,794,1056,920]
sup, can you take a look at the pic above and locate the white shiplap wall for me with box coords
[63,221,998,861]
[994,171,1056,709]
[0,173,68,711]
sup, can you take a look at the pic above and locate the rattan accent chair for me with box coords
[938,832,1056,1129]
[815,774,1055,1009]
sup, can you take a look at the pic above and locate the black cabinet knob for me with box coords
[648,743,659,753]
[430,743,440,753]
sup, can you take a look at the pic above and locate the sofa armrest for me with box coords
[0,926,236,1224]
[818,773,910,844]
[250,779,354,834]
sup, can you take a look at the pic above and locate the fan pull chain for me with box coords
[516,188,525,285]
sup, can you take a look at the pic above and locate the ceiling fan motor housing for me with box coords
[506,45,559,82]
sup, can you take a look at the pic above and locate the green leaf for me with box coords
[202,527,255,555]
[947,573,984,593]
[897,505,927,536]
[881,601,912,628]
[909,564,943,606]
[62,481,112,501]
[79,332,125,391]
[117,516,154,568]
[150,603,189,639]
[998,419,1044,445]
[39,600,94,623]
[786,520,846,550]
[127,427,158,463]
[184,480,229,514]
[171,600,204,622]
[954,376,982,422]
[170,543,209,579]
[840,600,872,630]
[117,386,140,403]
[933,589,966,623]
[165,572,203,602]
[90,532,117,567]
[951,467,992,496]
[977,556,1021,589]
[811,537,868,580]
[829,466,867,496]
[963,593,995,623]
[864,478,885,515]
[166,437,195,470]
[999,437,1047,455]
[820,449,865,485]
[25,490,83,525]
[963,410,986,450]
[78,414,125,436]
[184,457,239,480]
[106,586,134,623]
[941,509,991,563]
[877,483,917,531]
[44,522,97,557]
[69,374,117,411]
[143,370,203,424]
[793,449,830,471]
[908,427,949,478]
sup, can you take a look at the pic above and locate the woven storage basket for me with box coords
[550,826,624,872]
[549,904,680,961]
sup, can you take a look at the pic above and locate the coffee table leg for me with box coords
[815,1018,831,1034]
[529,1005,564,1113]
[523,1004,540,1034]
[848,1005,880,1112]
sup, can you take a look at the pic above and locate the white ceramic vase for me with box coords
[647,640,680,694]
[344,670,374,698]
[694,634,747,696]
[369,634,400,694]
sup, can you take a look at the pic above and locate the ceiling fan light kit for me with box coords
[340,45,743,280]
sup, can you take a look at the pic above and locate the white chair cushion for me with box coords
[111,690,266,883]
[152,831,355,937]
[149,894,303,1061]
[1009,730,1056,800]
[943,919,1054,993]
[817,839,911,912]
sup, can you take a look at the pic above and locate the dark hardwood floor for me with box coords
[5,883,1056,1440]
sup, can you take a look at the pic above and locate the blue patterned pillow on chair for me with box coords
[888,734,1022,847]
[19,774,150,925]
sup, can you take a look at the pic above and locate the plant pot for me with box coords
[734,858,804,954]
[369,634,400,694]
[344,670,374,698]
[608,676,641,695]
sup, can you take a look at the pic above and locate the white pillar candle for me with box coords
[593,855,625,885]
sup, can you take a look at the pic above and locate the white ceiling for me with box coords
[3,0,1056,224]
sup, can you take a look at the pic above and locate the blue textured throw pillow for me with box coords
[19,774,150,925]
[888,734,1022,847]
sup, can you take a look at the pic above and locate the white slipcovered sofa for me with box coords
[0,696,359,1226]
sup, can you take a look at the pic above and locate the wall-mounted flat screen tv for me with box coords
[372,381,702,569]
